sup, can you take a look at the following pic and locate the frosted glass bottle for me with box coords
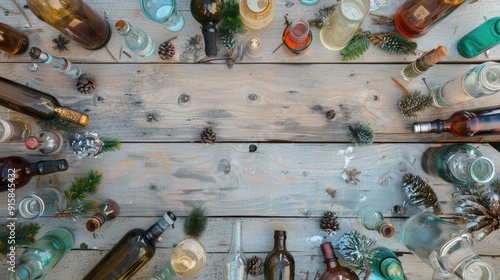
[357,205,395,238]
[223,220,248,280]
[115,20,155,57]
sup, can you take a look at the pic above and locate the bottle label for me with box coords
[436,75,473,106]
[136,36,154,57]
[413,6,430,20]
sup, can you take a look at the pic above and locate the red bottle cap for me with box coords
[24,136,39,150]
[320,242,338,261]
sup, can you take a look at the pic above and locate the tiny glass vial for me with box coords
[242,37,263,61]
[18,187,62,219]
[320,0,370,51]
[357,205,395,238]
[24,129,65,154]
[458,16,500,58]
[29,47,81,79]
[86,199,120,232]
[239,0,275,30]
[430,62,500,108]
[0,119,30,143]
[282,19,312,54]
[115,20,155,57]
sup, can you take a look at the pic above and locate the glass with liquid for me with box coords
[240,0,275,30]
[320,0,370,51]
[282,19,312,54]
[140,0,185,32]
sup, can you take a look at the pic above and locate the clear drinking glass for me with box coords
[140,0,185,32]
[18,188,62,219]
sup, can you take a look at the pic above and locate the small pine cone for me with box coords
[158,40,175,60]
[76,74,97,94]
[248,255,263,277]
[201,128,216,144]
[320,211,340,234]
[402,173,441,214]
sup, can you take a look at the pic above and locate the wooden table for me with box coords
[1,0,500,279]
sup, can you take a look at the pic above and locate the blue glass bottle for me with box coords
[29,47,81,79]
[115,20,155,57]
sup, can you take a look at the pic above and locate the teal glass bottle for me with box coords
[115,20,155,57]
[357,206,395,238]
[9,227,75,280]
[370,247,407,280]
[458,17,500,58]
[29,47,81,79]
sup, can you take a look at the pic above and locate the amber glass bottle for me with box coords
[264,230,295,280]
[26,0,111,50]
[86,199,120,232]
[319,242,359,280]
[0,23,29,55]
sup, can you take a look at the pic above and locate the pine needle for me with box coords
[340,34,370,62]
[1,223,40,256]
[101,137,122,152]
[219,0,246,52]
[184,207,208,239]
[348,122,374,145]
[338,231,376,274]
[56,170,102,219]
[370,32,417,56]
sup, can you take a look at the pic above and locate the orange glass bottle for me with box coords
[319,242,359,280]
[0,23,29,55]
[395,0,467,38]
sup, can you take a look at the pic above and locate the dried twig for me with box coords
[119,46,123,60]
[104,45,118,62]
[370,12,394,25]
[391,77,411,96]
[11,0,32,27]
[122,51,131,58]
[0,4,20,14]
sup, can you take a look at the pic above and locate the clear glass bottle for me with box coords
[394,0,467,38]
[151,238,207,279]
[0,119,30,143]
[0,23,29,55]
[239,0,275,30]
[18,187,62,220]
[24,129,65,155]
[29,47,81,79]
[400,212,495,280]
[8,227,75,280]
[458,17,500,58]
[26,0,111,50]
[86,198,120,232]
[264,230,295,280]
[115,20,155,57]
[370,247,407,280]
[320,0,370,51]
[83,212,176,280]
[223,220,248,280]
[357,205,395,238]
[430,62,500,108]
[421,144,495,186]
[282,19,312,54]
[318,242,359,280]
[190,0,225,57]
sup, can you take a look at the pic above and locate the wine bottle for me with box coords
[357,205,395,238]
[370,247,407,280]
[8,227,75,280]
[223,220,248,280]
[190,0,225,57]
[24,129,65,154]
[86,198,120,232]
[264,230,295,280]
[29,47,82,79]
[26,0,111,50]
[0,156,69,192]
[0,118,31,143]
[18,187,62,220]
[0,76,89,127]
[412,106,500,137]
[83,212,177,280]
[0,23,29,55]
[115,20,155,57]
[318,242,359,280]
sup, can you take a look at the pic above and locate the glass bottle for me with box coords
[86,198,120,232]
[115,20,155,57]
[394,0,467,38]
[400,212,495,280]
[0,157,69,192]
[400,45,448,81]
[26,0,111,50]
[18,187,62,220]
[357,205,395,238]
[0,23,29,55]
[8,227,75,280]
[140,0,185,32]
[282,19,312,54]
[320,0,370,51]
[458,17,500,58]
[370,247,407,280]
[223,220,248,280]
[190,0,225,57]
[421,144,495,186]
[318,242,359,280]
[0,119,30,143]
[82,212,177,280]
[412,106,500,137]
[369,0,391,11]
[0,76,89,127]
[430,62,500,108]
[239,0,275,30]
[151,238,207,279]
[264,230,295,280]
[29,47,82,79]
[24,129,65,155]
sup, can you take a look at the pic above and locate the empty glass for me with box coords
[140,0,185,32]
[18,188,62,219]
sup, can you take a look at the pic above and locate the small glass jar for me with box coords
[282,19,312,54]
[18,188,62,219]
[239,0,275,30]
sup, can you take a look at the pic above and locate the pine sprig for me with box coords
[56,170,102,219]
[340,33,370,62]
[101,137,122,152]
[184,207,208,239]
[370,32,417,56]
[219,0,246,52]
[338,231,376,274]
[37,118,76,132]
[348,122,374,145]
[1,222,40,257]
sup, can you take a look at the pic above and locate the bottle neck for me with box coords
[150,263,177,280]
[375,221,395,238]
[229,221,243,253]
[86,214,105,232]
[26,159,69,175]
[380,257,405,280]
[288,19,310,44]
[146,222,167,242]
[412,119,449,134]
[116,20,132,36]
[273,234,286,250]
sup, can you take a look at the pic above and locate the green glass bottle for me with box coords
[357,206,395,238]
[82,212,176,280]
[370,247,407,280]
[458,17,500,58]
[9,227,75,280]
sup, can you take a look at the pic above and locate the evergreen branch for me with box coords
[101,137,122,152]
[184,207,208,238]
[1,223,40,257]
[63,170,102,202]
[370,32,417,56]
[37,118,76,132]
[348,122,374,145]
[340,34,370,62]
[219,0,246,52]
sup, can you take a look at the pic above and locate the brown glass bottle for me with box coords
[26,0,111,50]
[0,76,89,126]
[0,156,68,192]
[319,242,359,280]
[264,230,295,280]
[412,106,500,137]
[190,0,225,57]
[395,0,466,38]
[82,212,176,280]
[0,23,29,55]
[86,199,120,232]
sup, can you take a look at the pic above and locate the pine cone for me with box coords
[402,173,442,214]
[320,211,340,234]
[158,40,175,60]
[76,74,97,94]
[201,129,216,144]
[248,255,263,277]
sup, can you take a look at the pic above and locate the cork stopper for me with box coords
[421,45,449,66]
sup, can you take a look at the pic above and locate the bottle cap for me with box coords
[86,214,105,232]
[24,136,39,150]
[320,242,338,261]
[29,47,42,59]
[412,122,432,133]
[378,222,395,238]
[158,211,177,230]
